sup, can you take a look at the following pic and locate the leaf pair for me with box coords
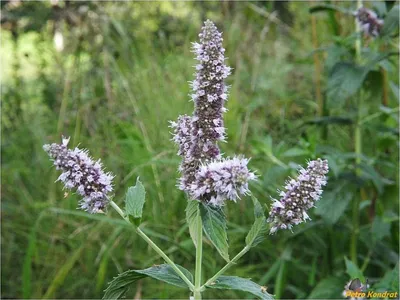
[102,264,193,299]
[188,196,267,262]
[103,265,273,300]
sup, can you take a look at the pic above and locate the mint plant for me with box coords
[43,20,329,299]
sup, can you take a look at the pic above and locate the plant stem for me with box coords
[109,200,195,291]
[201,246,250,291]
[351,0,363,265]
[194,209,203,299]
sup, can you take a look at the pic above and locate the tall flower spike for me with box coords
[172,20,231,194]
[43,137,114,214]
[171,20,256,206]
[354,7,384,38]
[268,159,329,234]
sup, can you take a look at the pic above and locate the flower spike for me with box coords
[268,159,329,234]
[43,137,114,214]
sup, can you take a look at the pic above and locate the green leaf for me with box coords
[344,257,365,282]
[371,216,391,244]
[125,177,146,225]
[245,196,267,248]
[382,5,399,36]
[327,62,366,107]
[200,203,229,262]
[307,276,344,299]
[135,264,193,288]
[103,264,193,299]
[359,163,385,194]
[207,276,273,300]
[186,200,200,247]
[103,270,146,299]
[314,185,352,225]
[309,4,352,15]
[373,263,399,291]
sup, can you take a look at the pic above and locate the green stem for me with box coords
[109,200,195,291]
[201,246,250,291]
[351,0,363,265]
[194,209,203,299]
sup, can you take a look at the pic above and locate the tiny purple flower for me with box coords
[354,7,384,38]
[43,137,114,214]
[268,159,329,234]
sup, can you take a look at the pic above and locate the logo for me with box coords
[343,278,398,299]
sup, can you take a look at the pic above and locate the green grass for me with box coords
[1,1,399,299]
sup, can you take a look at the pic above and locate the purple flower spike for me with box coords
[170,20,256,206]
[43,137,114,214]
[268,159,329,234]
[190,157,257,207]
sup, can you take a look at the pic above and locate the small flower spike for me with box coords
[355,7,384,38]
[189,157,257,206]
[268,159,329,234]
[43,136,114,214]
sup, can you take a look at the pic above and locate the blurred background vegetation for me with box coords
[1,1,399,299]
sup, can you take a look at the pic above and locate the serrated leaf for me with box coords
[103,269,146,299]
[186,200,200,247]
[206,276,274,300]
[125,177,146,225]
[103,264,193,299]
[373,263,399,291]
[314,184,352,225]
[200,203,229,262]
[307,276,344,299]
[327,62,366,107]
[245,196,267,248]
[371,216,390,244]
[382,5,399,36]
[135,264,193,288]
[344,257,365,282]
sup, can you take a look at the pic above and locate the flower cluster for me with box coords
[268,159,329,234]
[171,20,256,206]
[355,7,384,38]
[43,137,114,214]
[189,157,257,206]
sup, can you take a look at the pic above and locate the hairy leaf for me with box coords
[314,184,352,225]
[186,200,200,247]
[327,62,366,106]
[344,257,365,281]
[200,203,229,262]
[206,276,273,300]
[245,196,267,248]
[103,269,146,299]
[125,177,146,225]
[382,5,399,36]
[135,264,193,288]
[103,264,193,299]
